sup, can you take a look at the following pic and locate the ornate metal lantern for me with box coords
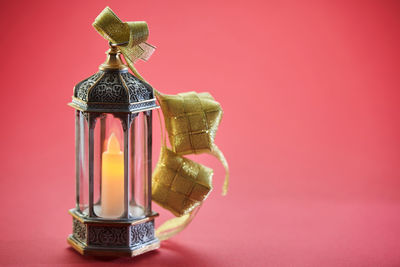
[67,44,160,257]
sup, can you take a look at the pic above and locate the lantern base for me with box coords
[67,209,160,257]
[67,235,160,257]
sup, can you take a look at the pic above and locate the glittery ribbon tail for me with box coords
[210,144,229,196]
[120,42,155,82]
[155,206,200,241]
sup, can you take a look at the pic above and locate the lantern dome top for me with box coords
[69,45,157,113]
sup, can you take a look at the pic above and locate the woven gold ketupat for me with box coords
[157,92,222,155]
[152,91,228,240]
[152,147,213,217]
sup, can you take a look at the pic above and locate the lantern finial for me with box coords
[99,44,129,72]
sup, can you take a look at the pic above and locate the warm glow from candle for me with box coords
[101,132,124,218]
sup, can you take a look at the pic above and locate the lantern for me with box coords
[67,44,160,257]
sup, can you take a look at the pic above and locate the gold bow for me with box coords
[93,6,155,81]
[93,7,229,241]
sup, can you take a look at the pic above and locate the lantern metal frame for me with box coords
[67,45,160,257]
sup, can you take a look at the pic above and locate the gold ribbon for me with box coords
[93,7,229,241]
[93,6,155,81]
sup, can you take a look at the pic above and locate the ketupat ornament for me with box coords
[67,6,229,257]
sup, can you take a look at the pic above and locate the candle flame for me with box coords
[107,133,121,153]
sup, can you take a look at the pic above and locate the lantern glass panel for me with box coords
[130,112,150,217]
[92,114,102,208]
[77,111,89,214]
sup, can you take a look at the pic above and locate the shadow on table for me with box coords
[65,240,207,266]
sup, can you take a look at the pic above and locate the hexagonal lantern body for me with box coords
[67,45,159,257]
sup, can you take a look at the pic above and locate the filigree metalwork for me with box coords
[72,69,158,113]
[88,225,129,247]
[88,73,129,103]
[120,72,153,102]
[128,101,156,111]
[72,219,87,243]
[130,221,155,246]
[75,72,104,101]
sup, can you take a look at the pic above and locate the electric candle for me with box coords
[101,133,124,218]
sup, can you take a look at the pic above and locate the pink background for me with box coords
[1,0,400,266]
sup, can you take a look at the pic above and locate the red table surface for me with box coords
[1,0,400,266]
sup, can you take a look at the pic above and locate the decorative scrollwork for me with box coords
[88,73,129,103]
[72,219,87,243]
[130,221,155,246]
[120,72,153,102]
[128,100,157,111]
[75,72,104,101]
[72,70,158,113]
[88,225,129,247]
